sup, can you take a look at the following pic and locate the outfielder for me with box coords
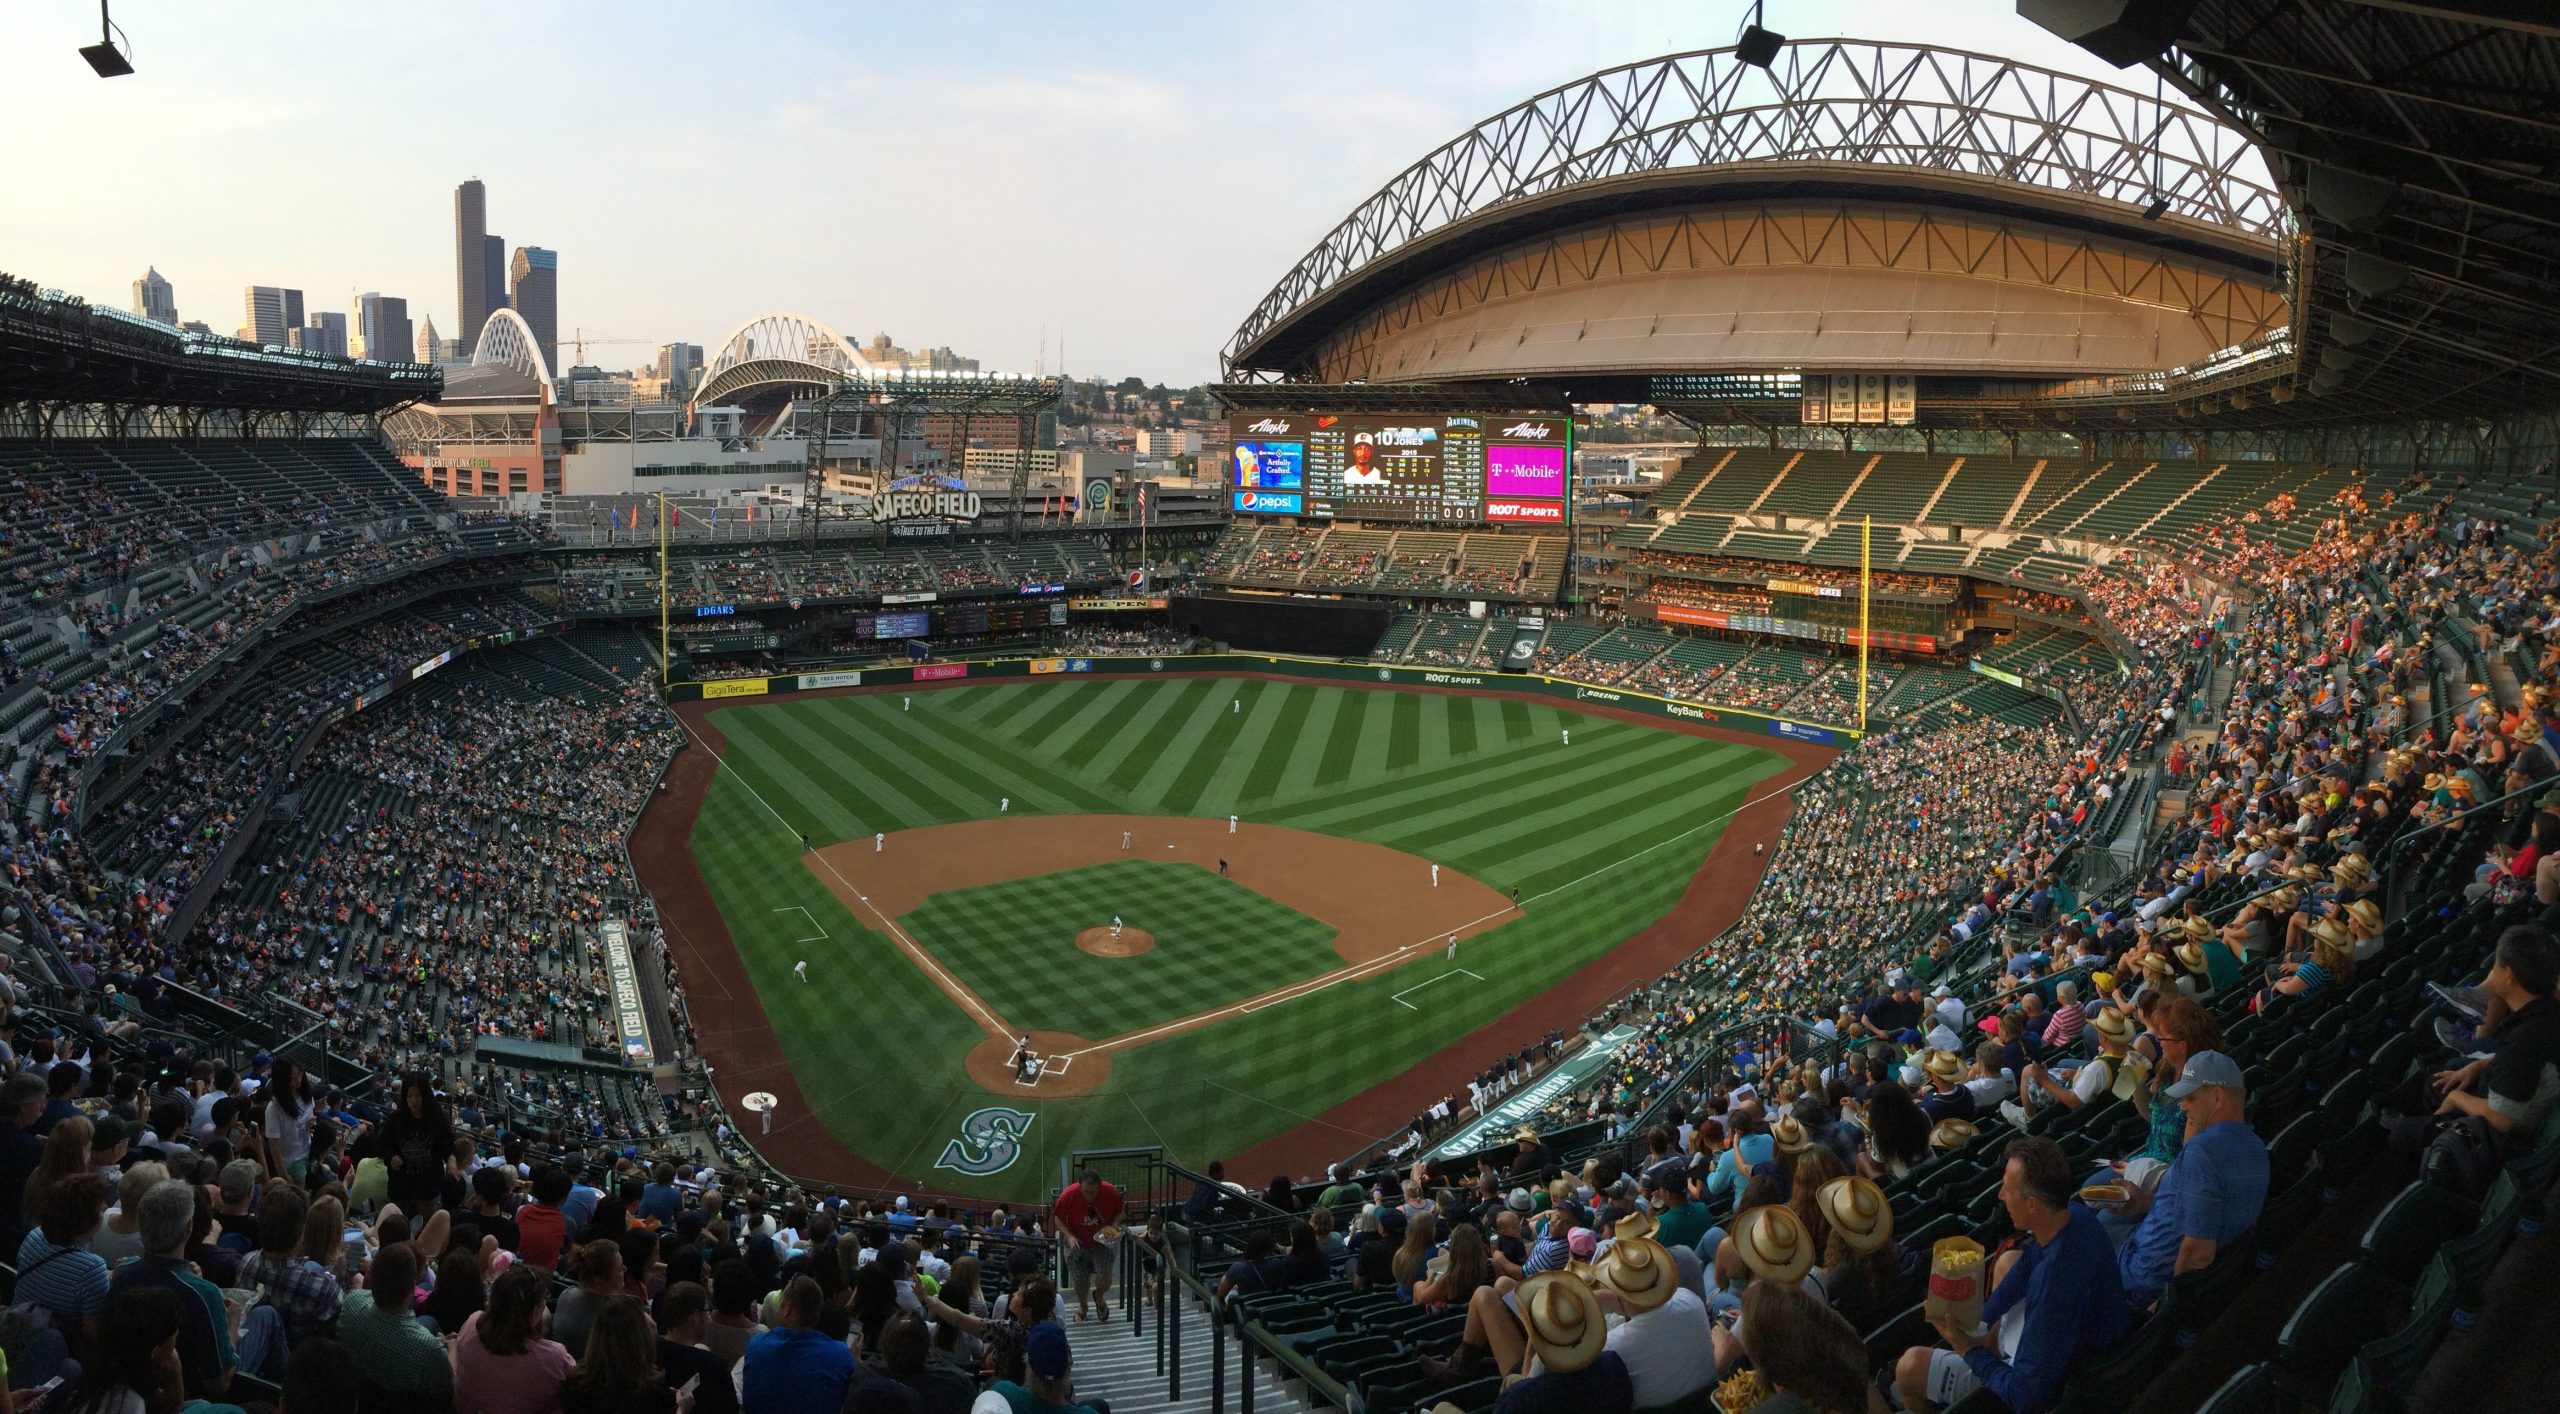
[794,959,808,982]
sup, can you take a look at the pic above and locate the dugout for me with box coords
[1170,592,1391,657]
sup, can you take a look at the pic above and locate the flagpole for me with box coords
[1858,515,1872,735]
[658,492,670,689]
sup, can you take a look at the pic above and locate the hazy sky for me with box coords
[3,1,2155,384]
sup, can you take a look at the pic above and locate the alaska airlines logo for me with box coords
[1500,422,1553,439]
[1245,418,1293,434]
[935,1106,1037,1177]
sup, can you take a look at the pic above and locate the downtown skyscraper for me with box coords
[454,178,505,357]
[130,267,176,325]
[509,246,558,375]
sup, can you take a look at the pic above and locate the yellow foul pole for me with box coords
[658,492,670,686]
[1858,515,1872,733]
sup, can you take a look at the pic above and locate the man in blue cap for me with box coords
[988,1322,1103,1414]
[2105,1049,2267,1308]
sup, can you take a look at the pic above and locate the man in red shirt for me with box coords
[1051,1168,1124,1322]
[513,1164,571,1271]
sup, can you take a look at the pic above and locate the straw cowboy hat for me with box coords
[2183,915,2215,942]
[1513,1125,1542,1145]
[2310,917,2354,949]
[1731,1204,1815,1285]
[1816,1176,1894,1255]
[1610,1206,1658,1243]
[2345,899,2385,935]
[2288,862,2325,882]
[1930,1118,1978,1151]
[1509,1271,1608,1373]
[2333,854,2372,885]
[2140,952,2176,981]
[1920,1048,1966,1083]
[2423,772,2447,792]
[2173,939,2209,974]
[1769,1114,1814,1156]
[2264,885,2302,912]
[2088,1005,2137,1050]
[1592,1226,1680,1312]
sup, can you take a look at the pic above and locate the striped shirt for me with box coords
[2043,1003,2086,1050]
[12,1230,110,1322]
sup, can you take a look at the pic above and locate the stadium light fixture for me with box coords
[79,0,134,77]
[1735,3,1784,69]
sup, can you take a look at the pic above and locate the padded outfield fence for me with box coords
[661,649,1864,746]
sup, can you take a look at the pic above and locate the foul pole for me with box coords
[658,492,670,686]
[1858,515,1872,732]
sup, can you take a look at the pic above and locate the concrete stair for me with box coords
[1066,1294,1315,1414]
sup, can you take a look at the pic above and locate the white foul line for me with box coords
[772,906,828,943]
[676,714,1015,1040]
[1392,968,1484,1010]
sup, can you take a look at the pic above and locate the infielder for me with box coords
[1121,830,1131,850]
[1430,862,1439,887]
[1446,933,1458,960]
[1228,815,1238,834]
[1001,797,1010,813]
[875,832,885,853]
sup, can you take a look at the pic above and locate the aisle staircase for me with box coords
[1068,1288,1313,1414]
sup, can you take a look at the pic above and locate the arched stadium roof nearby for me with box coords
[694,312,882,411]
[470,307,554,397]
[1224,38,2286,381]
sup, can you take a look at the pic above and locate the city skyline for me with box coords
[2,1,2161,384]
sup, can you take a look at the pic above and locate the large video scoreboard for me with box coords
[1226,411,1570,525]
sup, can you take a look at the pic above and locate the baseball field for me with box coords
[653,674,1801,1200]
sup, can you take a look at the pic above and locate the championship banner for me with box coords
[1887,373,1917,425]
[600,920,653,1065]
[702,677,769,698]
[1828,373,1857,424]
[1432,1025,1642,1159]
[797,670,862,690]
[1856,374,1887,424]
[914,663,969,682]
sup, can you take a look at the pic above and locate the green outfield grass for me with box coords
[687,675,1793,1198]
[903,861,1340,1038]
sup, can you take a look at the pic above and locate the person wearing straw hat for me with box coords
[1914,1050,1976,1125]
[2006,1005,2138,1127]
[1427,1271,1632,1414]
[1928,1118,1977,1154]
[1572,1221,1715,1407]
[1812,1174,1901,1316]
[2263,916,2355,1006]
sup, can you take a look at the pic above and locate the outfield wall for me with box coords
[667,652,1860,745]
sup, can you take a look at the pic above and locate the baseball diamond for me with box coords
[650,674,1805,1197]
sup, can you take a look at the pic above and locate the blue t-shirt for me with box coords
[741,1326,853,1414]
[1964,1206,2131,1414]
[635,1182,684,1225]
[2120,1120,2268,1304]
[560,1182,603,1234]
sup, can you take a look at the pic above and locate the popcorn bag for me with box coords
[1925,1236,1988,1332]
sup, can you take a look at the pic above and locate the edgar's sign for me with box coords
[936,1105,1037,1177]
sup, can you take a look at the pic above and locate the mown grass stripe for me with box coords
[1236,684,1315,807]
[1153,681,1264,816]
[1311,691,1372,787]
[725,708,921,834]
[1099,677,1218,793]
[1018,678,1113,747]
[1360,742,1754,866]
[1500,698,1533,741]
[1268,687,1343,801]
[806,702,1076,817]
[1384,691,1423,772]
[765,710,968,829]
[1448,695,1481,756]
[1054,680,1150,773]
[1268,731,1721,834]
[1416,693,1452,771]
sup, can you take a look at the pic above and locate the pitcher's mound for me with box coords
[965,1030,1110,1097]
[1076,926,1154,958]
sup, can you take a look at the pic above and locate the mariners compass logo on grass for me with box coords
[936,1105,1037,1177]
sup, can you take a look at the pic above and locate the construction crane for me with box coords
[558,329,655,367]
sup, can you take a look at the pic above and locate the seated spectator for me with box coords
[1589,1223,1716,1406]
[2006,1005,2139,1126]
[335,1237,450,1404]
[1411,1223,1490,1311]
[105,1178,236,1401]
[872,1308,974,1414]
[239,1185,342,1353]
[986,1323,1100,1414]
[1914,1051,1977,1124]
[1213,1230,1285,1301]
[2427,924,2560,1154]
[1812,1175,1902,1320]
[1857,1083,1932,1181]
[2107,1050,2267,1308]
[553,1238,626,1357]
[16,1169,114,1350]
[1893,1137,2128,1414]
[653,1282,738,1414]
[454,1264,575,1414]
[743,1275,851,1414]
[1961,1043,2014,1110]
[517,1165,573,1272]
[422,1246,488,1340]
[51,1285,183,1414]
[561,1293,676,1414]
[1450,1271,1632,1414]
[1733,1278,1880,1414]
[700,1259,765,1366]
[89,1160,166,1270]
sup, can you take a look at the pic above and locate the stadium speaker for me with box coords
[2328,314,2377,348]
[2308,368,2347,395]
[2306,164,2398,232]
[2318,346,2363,374]
[2018,0,2197,68]
[2344,253,2411,299]
[1736,23,1786,68]
[2141,196,2171,221]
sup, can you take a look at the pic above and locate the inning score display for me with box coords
[1227,412,1570,525]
